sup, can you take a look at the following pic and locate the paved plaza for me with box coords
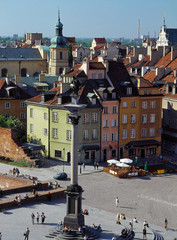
[0,160,177,239]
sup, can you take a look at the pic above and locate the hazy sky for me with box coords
[1,0,177,39]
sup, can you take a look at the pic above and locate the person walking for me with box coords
[36,212,40,223]
[83,163,85,171]
[96,162,99,170]
[0,232,2,240]
[24,227,30,240]
[31,213,35,224]
[164,218,168,230]
[41,212,46,224]
[143,227,147,239]
[116,197,119,207]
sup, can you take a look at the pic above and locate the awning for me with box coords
[125,140,161,149]
[83,145,100,151]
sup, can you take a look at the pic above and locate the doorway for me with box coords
[67,152,71,163]
[141,148,145,158]
[103,149,107,162]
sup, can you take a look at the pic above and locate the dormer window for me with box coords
[92,97,96,105]
[127,87,132,95]
[112,92,116,99]
[103,92,108,99]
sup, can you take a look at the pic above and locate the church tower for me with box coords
[48,11,69,75]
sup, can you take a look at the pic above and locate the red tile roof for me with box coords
[0,78,6,90]
[94,38,107,44]
[131,56,150,67]
[89,62,105,69]
[161,70,175,83]
[143,69,156,83]
[155,52,172,68]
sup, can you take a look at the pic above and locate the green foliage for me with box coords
[0,115,26,142]
[76,39,92,48]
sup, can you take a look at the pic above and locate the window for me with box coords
[92,98,96,105]
[149,147,156,155]
[122,115,128,124]
[20,102,25,108]
[112,119,117,127]
[141,128,147,138]
[43,128,47,135]
[52,112,58,122]
[92,113,97,122]
[112,92,116,99]
[67,130,72,140]
[150,128,155,137]
[5,102,10,109]
[150,114,155,123]
[144,90,147,95]
[131,101,136,108]
[103,120,108,128]
[142,114,147,124]
[151,101,156,109]
[85,151,89,160]
[112,133,117,141]
[127,87,132,95]
[5,113,10,119]
[55,150,62,158]
[103,133,108,142]
[122,129,127,139]
[92,73,96,79]
[20,113,25,119]
[60,51,62,59]
[112,150,117,158]
[83,113,89,123]
[129,148,136,156]
[83,130,89,139]
[149,90,151,95]
[44,113,47,120]
[123,101,127,108]
[92,129,97,139]
[52,128,58,138]
[30,124,34,133]
[130,129,136,138]
[103,92,108,99]
[112,106,117,113]
[98,73,102,79]
[142,101,147,109]
[103,106,108,114]
[67,114,71,123]
[131,114,136,123]
[30,108,34,118]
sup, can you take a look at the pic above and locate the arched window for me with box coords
[21,68,27,77]
[1,68,7,77]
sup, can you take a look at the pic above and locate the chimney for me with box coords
[15,74,21,84]
[41,93,45,103]
[39,73,45,82]
[174,70,177,78]
[165,84,169,94]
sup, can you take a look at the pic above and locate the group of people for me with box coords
[31,212,46,224]
[14,194,22,206]
[12,167,20,177]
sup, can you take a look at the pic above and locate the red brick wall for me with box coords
[0,127,32,162]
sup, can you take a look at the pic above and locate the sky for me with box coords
[0,0,177,39]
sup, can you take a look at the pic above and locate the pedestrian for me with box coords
[47,191,51,201]
[164,218,168,230]
[41,212,46,224]
[96,162,99,170]
[94,161,96,170]
[83,163,85,171]
[143,227,146,239]
[129,220,133,230]
[31,213,35,224]
[112,235,116,240]
[83,234,88,240]
[36,212,40,223]
[24,227,30,240]
[116,197,119,207]
[0,232,2,240]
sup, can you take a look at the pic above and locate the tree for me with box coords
[0,115,26,142]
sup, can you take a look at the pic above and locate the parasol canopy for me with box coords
[116,162,130,167]
[107,159,120,165]
[120,158,133,164]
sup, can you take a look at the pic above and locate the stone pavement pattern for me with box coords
[0,161,177,239]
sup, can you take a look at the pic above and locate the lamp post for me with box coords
[63,78,86,229]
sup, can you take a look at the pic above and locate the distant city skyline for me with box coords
[0,0,177,39]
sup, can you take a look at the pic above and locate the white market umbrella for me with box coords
[120,158,133,164]
[116,162,130,168]
[107,159,120,165]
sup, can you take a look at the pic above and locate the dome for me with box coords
[50,35,67,48]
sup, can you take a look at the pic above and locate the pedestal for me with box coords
[64,184,84,229]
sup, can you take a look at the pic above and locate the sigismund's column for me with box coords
[63,92,86,229]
